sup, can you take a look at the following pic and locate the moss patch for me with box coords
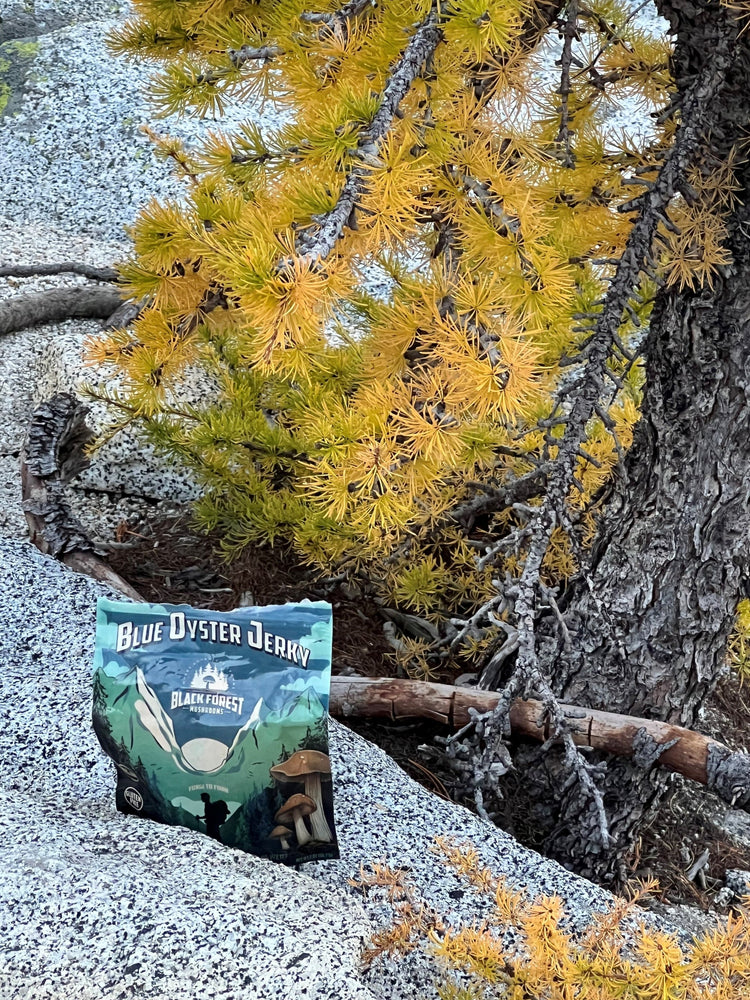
[4,40,39,59]
[0,38,39,119]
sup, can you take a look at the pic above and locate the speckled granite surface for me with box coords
[0,538,625,999]
[0,0,268,540]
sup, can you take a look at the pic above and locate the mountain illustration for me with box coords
[97,656,327,820]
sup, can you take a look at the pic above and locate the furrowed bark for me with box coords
[448,25,734,868]
[21,394,144,601]
[505,2,750,882]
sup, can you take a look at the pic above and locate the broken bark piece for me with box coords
[25,393,94,482]
[21,393,144,602]
[102,294,150,331]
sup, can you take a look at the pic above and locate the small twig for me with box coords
[478,635,521,690]
[685,848,710,883]
[540,584,571,650]
[445,594,506,653]
[477,527,531,571]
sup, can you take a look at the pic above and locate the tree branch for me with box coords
[226,45,283,70]
[0,262,119,282]
[300,0,375,28]
[556,0,579,168]
[330,676,750,810]
[0,287,123,337]
[289,7,443,265]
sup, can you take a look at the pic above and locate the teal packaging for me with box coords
[92,597,338,864]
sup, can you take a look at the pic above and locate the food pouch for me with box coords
[92,597,338,864]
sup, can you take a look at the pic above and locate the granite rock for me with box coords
[0,537,631,999]
[725,869,750,900]
[0,0,271,535]
[716,810,750,852]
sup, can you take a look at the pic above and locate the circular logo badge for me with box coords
[123,787,144,811]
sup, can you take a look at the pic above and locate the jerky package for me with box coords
[92,597,338,864]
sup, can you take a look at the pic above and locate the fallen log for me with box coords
[330,675,750,810]
[0,259,149,334]
[0,262,119,282]
[0,286,123,336]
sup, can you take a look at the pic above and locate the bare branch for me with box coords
[555,0,579,168]
[289,8,443,265]
[449,465,550,524]
[0,262,119,283]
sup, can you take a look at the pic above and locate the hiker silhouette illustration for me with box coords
[199,793,230,841]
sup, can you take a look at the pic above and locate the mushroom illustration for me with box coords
[269,825,294,851]
[275,793,316,847]
[270,750,333,843]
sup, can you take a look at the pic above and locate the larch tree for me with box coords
[86,0,750,883]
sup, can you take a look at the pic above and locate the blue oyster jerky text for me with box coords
[93,598,338,864]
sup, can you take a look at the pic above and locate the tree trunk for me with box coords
[516,3,750,884]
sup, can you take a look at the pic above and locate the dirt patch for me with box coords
[105,509,750,906]
[630,676,750,908]
[631,774,750,906]
[105,509,396,679]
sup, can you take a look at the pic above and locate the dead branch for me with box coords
[329,676,750,810]
[0,262,119,282]
[448,465,550,524]
[0,287,123,337]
